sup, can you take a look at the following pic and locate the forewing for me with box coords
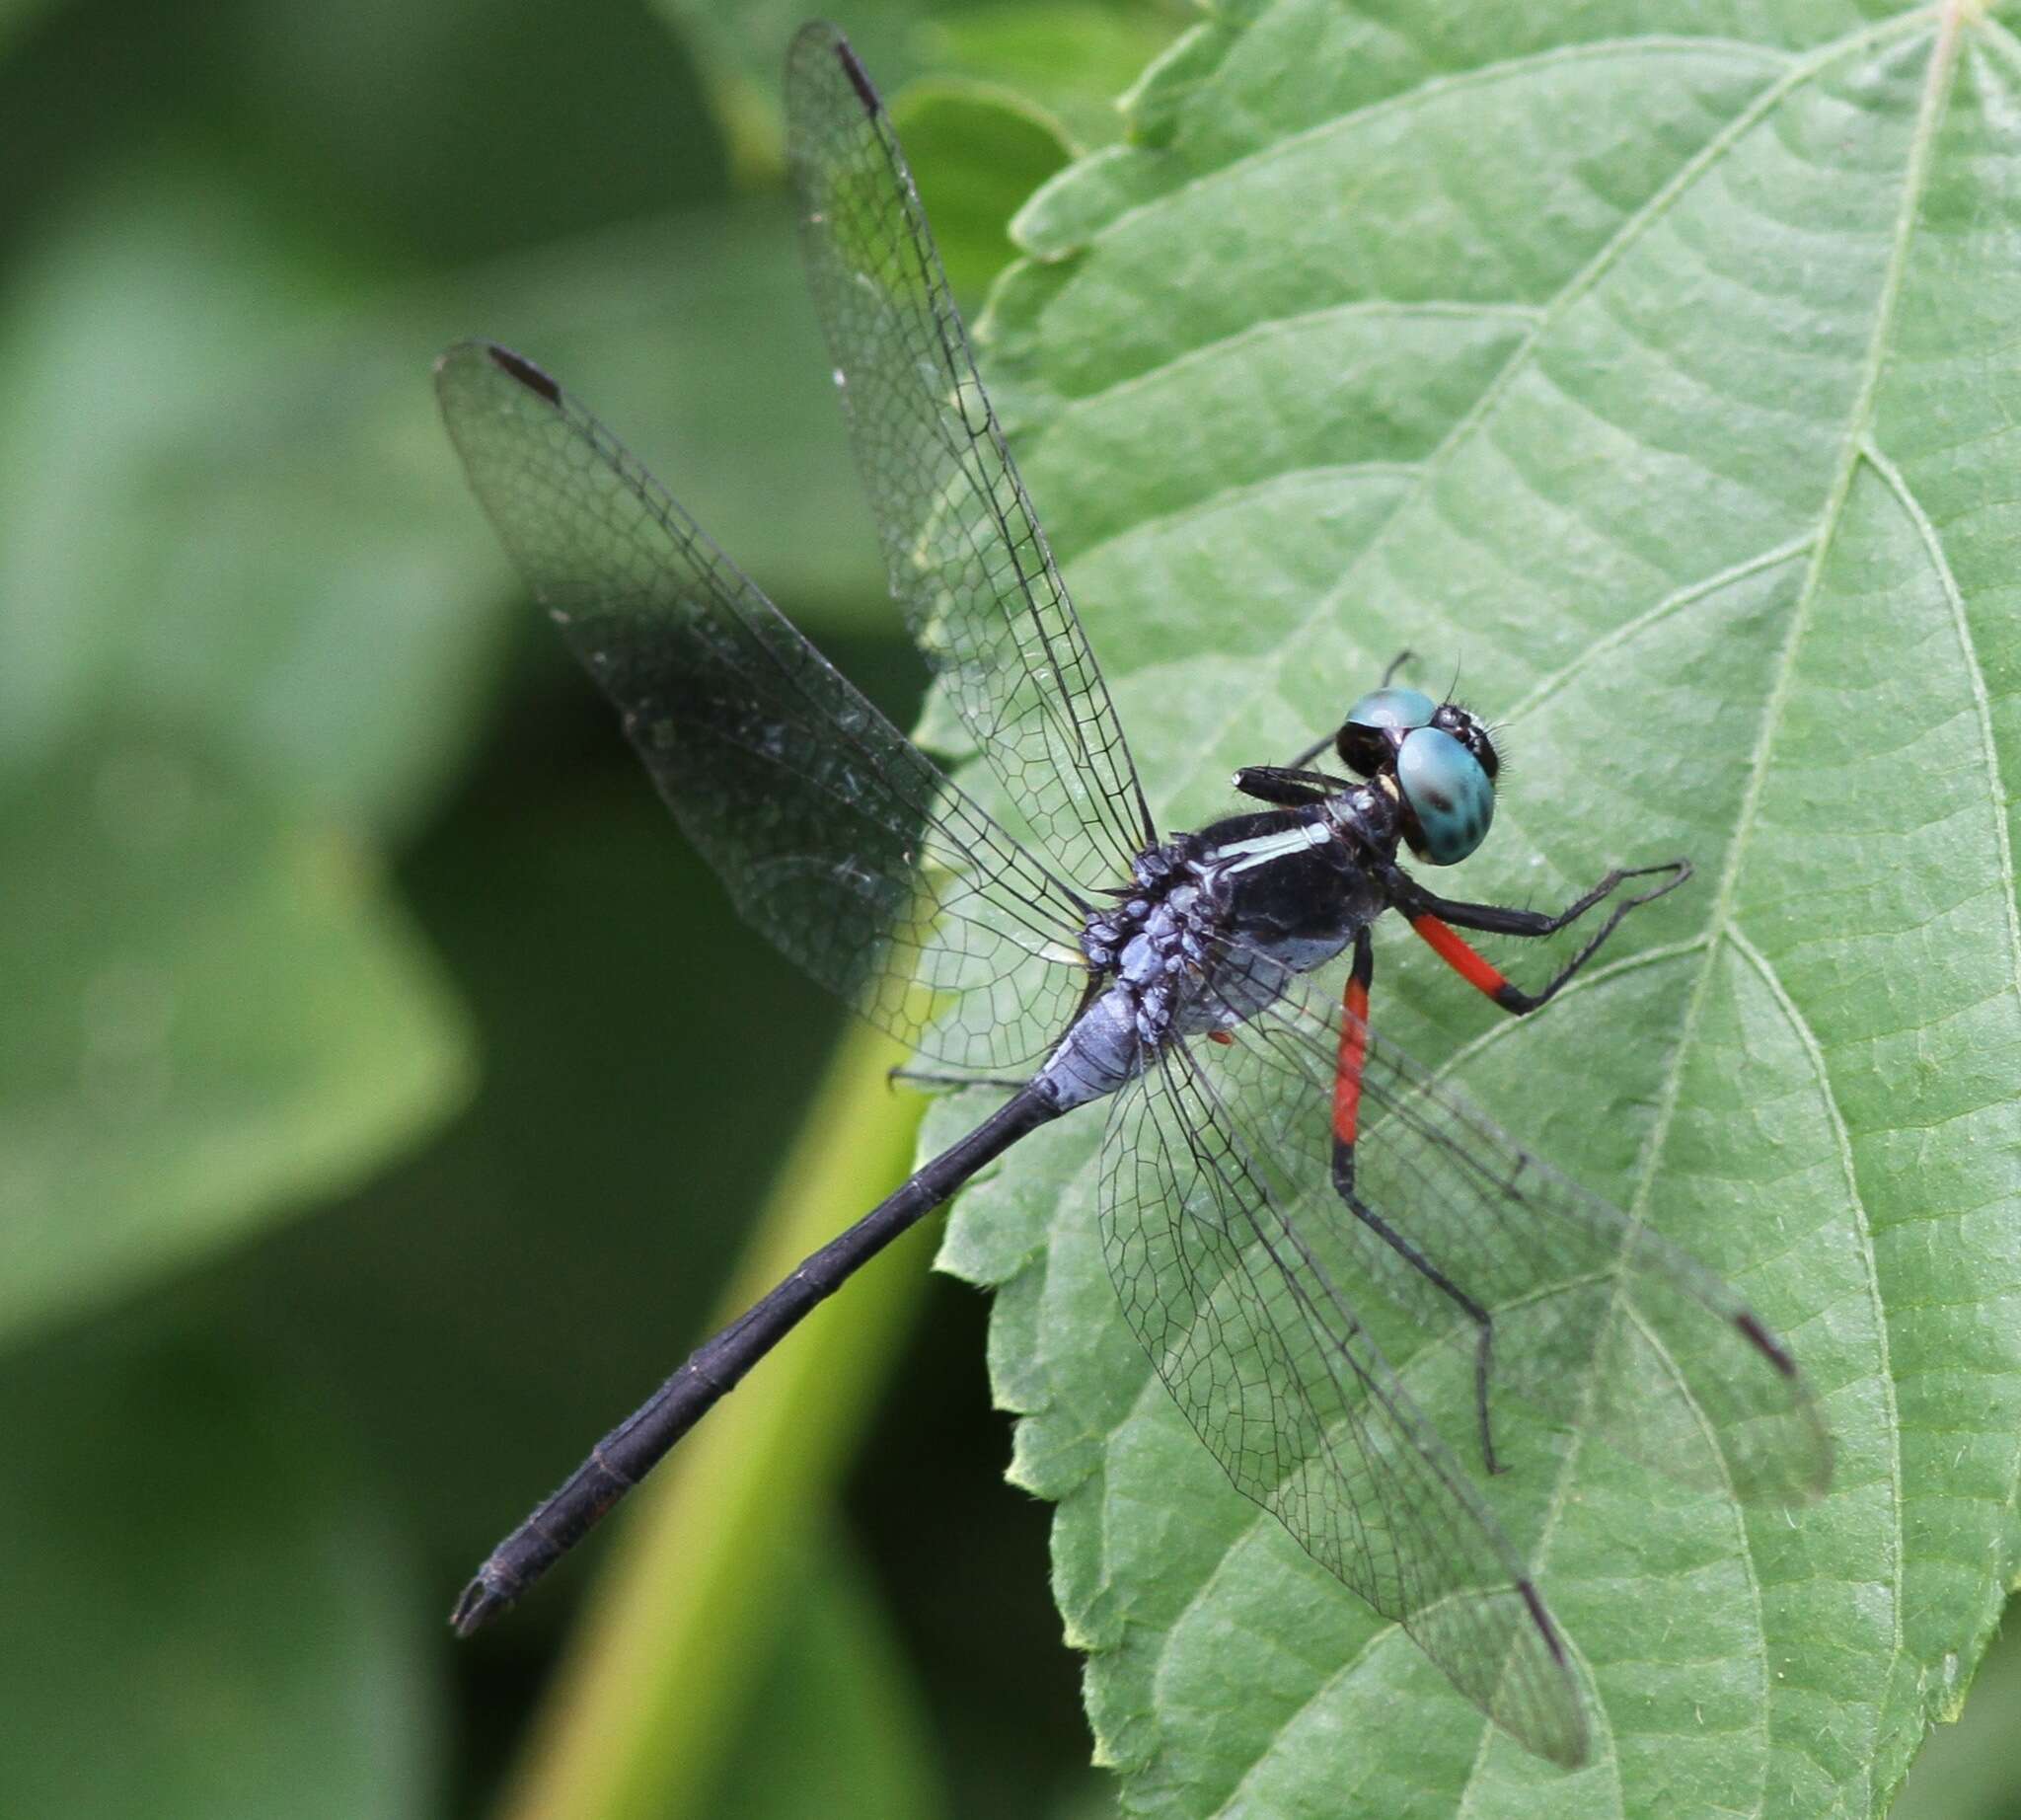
[1100,1043,1588,1767]
[786,23,1157,897]
[1190,937,1834,1504]
[436,340,1090,1072]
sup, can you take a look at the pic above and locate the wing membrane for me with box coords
[1190,936,1834,1504]
[1101,1044,1589,1766]
[786,22,1157,896]
[436,340,1090,1071]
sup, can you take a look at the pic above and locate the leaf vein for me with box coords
[1155,7,1936,815]
[1858,435,2021,991]
[1051,301,1543,417]
[1730,923,1904,1692]
[1064,462,1420,572]
[1092,37,1800,255]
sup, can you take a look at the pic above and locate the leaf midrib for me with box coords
[1057,36,1800,350]
[1557,5,1968,1807]
[1154,11,1933,828]
[1056,5,1955,1807]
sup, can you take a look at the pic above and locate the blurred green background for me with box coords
[7,2,2021,1817]
[0,1,1181,1815]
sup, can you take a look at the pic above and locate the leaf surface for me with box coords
[0,728,468,1350]
[0,169,892,838]
[932,3,2021,1812]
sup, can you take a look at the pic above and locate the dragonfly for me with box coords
[436,21,1831,1769]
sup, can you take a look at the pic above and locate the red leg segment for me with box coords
[1332,969,1371,1147]
[1409,912,1523,1012]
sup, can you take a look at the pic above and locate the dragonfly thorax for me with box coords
[1188,800,1391,982]
[1042,797,1393,1114]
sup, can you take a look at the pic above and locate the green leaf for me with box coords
[919,5,1190,152]
[0,163,512,834]
[0,164,890,840]
[0,728,469,1349]
[0,1324,435,1819]
[656,0,1176,183]
[655,0,977,188]
[1889,1593,2021,1820]
[892,82,1074,299]
[933,2,2021,1812]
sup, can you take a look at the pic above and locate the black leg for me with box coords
[1346,1196,1503,1475]
[1377,855,1690,1015]
[1285,650,1422,769]
[1234,764,1346,807]
[1327,929,1502,1475]
[1285,731,1337,770]
[1395,858,1690,940]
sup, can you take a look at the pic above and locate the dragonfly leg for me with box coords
[1283,730,1340,771]
[1233,764,1346,807]
[1329,929,1502,1475]
[1380,857,1690,1014]
[1286,651,1421,768]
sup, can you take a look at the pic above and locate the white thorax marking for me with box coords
[1210,823,1333,876]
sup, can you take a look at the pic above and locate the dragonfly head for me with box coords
[1335,685,1498,866]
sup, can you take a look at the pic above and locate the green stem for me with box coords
[489,1021,929,1820]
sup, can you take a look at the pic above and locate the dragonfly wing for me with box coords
[1099,1041,1589,1767]
[786,24,1158,898]
[437,340,1091,1073]
[1189,936,1834,1505]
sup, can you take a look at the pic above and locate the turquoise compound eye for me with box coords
[1336,686,1436,776]
[1345,686,1435,733]
[1396,726,1494,865]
